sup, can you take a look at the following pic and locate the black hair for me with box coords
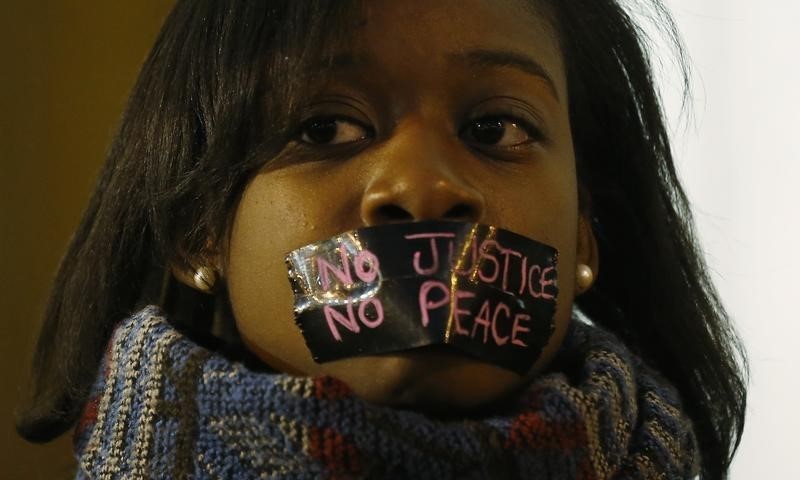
[17,1,746,478]
[542,2,747,478]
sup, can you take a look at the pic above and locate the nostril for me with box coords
[444,204,474,221]
[376,204,414,222]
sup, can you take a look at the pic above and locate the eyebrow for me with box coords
[447,49,560,103]
[319,49,560,102]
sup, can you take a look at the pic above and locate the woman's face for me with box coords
[224,0,596,411]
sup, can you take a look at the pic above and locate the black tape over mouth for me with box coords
[285,221,559,375]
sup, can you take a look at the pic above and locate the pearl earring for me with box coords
[193,266,217,293]
[576,264,594,292]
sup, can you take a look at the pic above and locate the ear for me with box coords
[575,214,599,295]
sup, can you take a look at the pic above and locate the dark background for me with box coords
[1,3,173,478]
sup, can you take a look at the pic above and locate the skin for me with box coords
[182,0,598,413]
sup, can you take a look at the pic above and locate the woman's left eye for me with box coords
[298,116,371,145]
[460,116,541,148]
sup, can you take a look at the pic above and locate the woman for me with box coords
[18,1,747,478]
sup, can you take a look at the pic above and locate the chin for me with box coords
[322,349,529,414]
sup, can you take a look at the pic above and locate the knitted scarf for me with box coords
[74,306,699,479]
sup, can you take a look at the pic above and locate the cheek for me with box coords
[225,176,332,376]
[486,160,580,376]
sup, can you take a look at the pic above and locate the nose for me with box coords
[360,121,486,225]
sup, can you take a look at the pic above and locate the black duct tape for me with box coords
[285,221,559,375]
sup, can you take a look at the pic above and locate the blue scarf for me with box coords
[74,306,699,479]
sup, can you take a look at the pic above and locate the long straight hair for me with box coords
[542,2,747,478]
[17,1,747,478]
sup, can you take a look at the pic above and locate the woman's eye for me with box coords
[299,117,371,145]
[461,116,540,148]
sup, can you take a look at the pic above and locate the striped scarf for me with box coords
[74,306,699,479]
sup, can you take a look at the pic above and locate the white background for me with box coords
[646,0,800,476]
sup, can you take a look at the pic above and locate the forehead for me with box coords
[327,0,566,98]
[355,0,556,45]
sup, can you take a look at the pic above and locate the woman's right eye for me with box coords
[298,116,372,145]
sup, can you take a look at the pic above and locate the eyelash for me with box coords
[460,115,545,149]
[295,113,546,152]
[297,116,373,147]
